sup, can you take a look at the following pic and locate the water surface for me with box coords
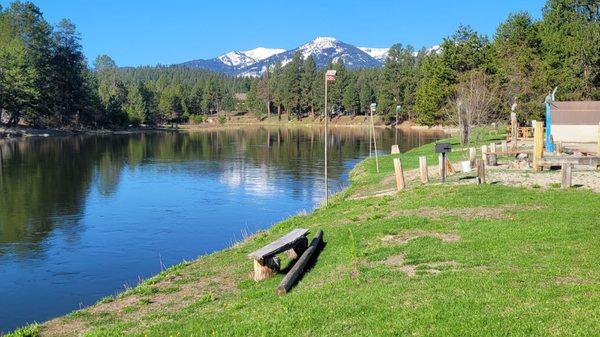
[0,126,444,331]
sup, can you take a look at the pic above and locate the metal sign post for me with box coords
[324,70,336,207]
[435,143,452,183]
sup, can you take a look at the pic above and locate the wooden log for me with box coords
[477,159,486,184]
[469,147,476,167]
[253,256,280,281]
[481,145,488,165]
[533,120,544,172]
[419,156,428,183]
[391,144,400,154]
[489,143,497,166]
[540,156,600,166]
[561,163,572,189]
[393,158,405,190]
[277,230,323,295]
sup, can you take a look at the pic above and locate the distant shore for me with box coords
[0,114,453,140]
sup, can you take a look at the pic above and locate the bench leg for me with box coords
[253,256,280,281]
[285,237,308,260]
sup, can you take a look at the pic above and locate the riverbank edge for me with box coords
[5,128,461,336]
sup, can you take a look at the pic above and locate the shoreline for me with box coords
[0,116,455,140]
[6,127,600,336]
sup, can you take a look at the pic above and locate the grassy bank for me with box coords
[10,130,599,337]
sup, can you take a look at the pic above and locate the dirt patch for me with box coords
[388,204,539,221]
[368,254,458,278]
[40,260,240,337]
[381,230,460,245]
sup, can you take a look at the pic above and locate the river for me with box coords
[0,126,444,332]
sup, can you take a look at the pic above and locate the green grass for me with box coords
[10,128,600,337]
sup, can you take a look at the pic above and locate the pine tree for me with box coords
[342,79,360,115]
[378,44,417,122]
[301,55,316,116]
[329,59,347,113]
[281,51,303,120]
[50,19,89,125]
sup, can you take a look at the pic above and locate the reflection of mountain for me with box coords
[0,127,444,257]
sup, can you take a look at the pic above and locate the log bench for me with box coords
[247,228,309,281]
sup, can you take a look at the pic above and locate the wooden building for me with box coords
[549,101,600,143]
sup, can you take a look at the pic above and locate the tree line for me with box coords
[1,0,598,129]
[247,0,599,127]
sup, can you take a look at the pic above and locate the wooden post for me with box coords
[481,145,488,165]
[393,158,405,190]
[511,112,518,149]
[391,144,400,154]
[253,257,280,281]
[533,120,544,172]
[501,140,508,154]
[419,156,428,183]
[277,230,323,295]
[489,143,497,166]
[476,159,486,184]
[561,163,572,189]
[438,153,444,177]
[469,147,476,167]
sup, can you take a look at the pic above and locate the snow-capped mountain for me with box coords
[358,47,389,62]
[180,47,285,75]
[237,37,381,77]
[178,37,438,77]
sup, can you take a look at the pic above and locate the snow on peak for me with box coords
[217,47,284,67]
[358,47,389,61]
[242,47,285,61]
[308,36,339,49]
[217,51,253,67]
[297,36,343,59]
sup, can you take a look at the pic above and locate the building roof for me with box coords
[551,101,600,125]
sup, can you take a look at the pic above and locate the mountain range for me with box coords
[179,37,389,77]
[178,37,441,77]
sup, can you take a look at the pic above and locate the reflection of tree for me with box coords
[0,127,444,257]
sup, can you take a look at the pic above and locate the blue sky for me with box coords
[1,0,547,67]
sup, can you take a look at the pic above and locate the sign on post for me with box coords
[435,143,452,183]
[370,103,377,112]
[326,70,337,82]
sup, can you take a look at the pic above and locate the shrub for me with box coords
[189,115,205,124]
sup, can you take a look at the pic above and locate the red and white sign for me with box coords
[326,70,337,82]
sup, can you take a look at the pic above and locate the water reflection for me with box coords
[0,126,444,331]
